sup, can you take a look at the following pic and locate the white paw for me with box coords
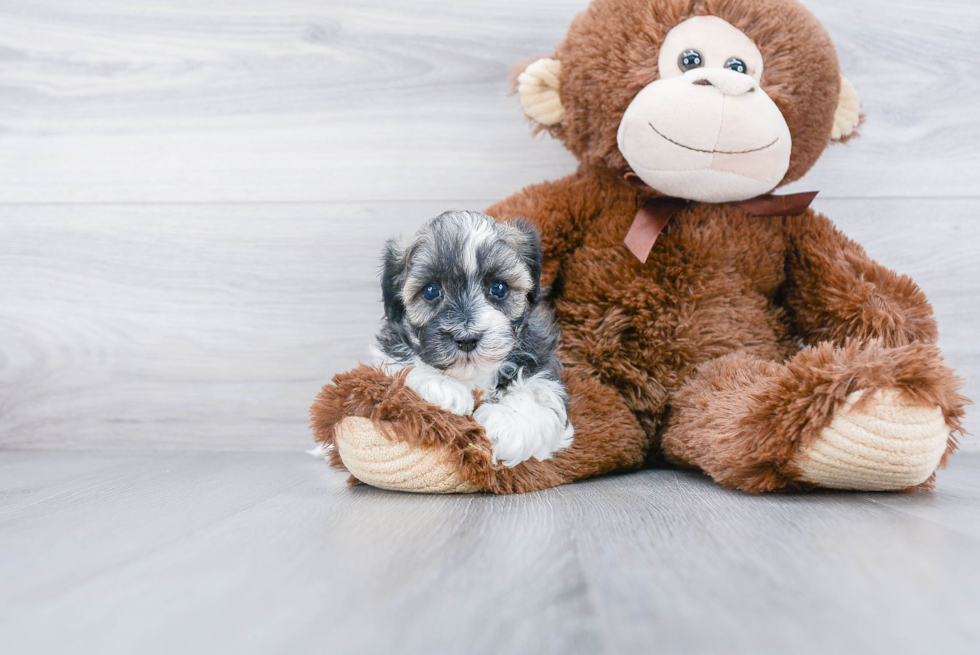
[404,367,475,416]
[793,389,951,491]
[473,374,574,467]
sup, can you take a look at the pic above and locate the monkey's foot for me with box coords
[334,417,481,494]
[792,389,951,491]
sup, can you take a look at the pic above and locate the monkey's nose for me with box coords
[689,69,757,97]
[454,335,481,353]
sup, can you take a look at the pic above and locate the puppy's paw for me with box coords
[404,368,475,416]
[474,400,574,468]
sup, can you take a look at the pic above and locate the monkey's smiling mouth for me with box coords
[649,123,779,155]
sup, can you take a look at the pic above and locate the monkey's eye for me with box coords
[725,58,748,74]
[421,284,441,302]
[678,50,704,72]
[488,281,509,299]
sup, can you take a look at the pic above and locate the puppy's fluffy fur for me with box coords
[374,210,574,467]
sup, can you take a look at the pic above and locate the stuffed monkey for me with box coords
[312,0,967,494]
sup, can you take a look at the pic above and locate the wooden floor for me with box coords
[2,450,979,654]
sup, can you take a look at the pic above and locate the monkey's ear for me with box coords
[381,239,407,323]
[832,76,861,141]
[518,58,565,127]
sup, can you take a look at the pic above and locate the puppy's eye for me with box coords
[421,284,441,302]
[678,50,703,72]
[725,57,748,74]
[488,281,509,299]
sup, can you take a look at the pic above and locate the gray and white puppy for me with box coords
[374,210,574,467]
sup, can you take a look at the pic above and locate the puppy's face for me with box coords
[382,211,542,375]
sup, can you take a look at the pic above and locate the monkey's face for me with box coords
[516,0,860,203]
[616,16,793,203]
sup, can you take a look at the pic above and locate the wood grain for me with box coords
[0,199,976,451]
[0,0,977,203]
[2,450,978,654]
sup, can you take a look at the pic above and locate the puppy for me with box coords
[374,210,574,467]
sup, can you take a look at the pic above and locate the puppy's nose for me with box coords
[454,335,481,353]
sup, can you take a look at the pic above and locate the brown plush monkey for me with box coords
[312,0,967,494]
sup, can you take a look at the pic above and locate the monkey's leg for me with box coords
[311,365,648,494]
[660,342,965,493]
[310,365,490,493]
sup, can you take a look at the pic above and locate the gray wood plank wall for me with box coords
[1,0,977,450]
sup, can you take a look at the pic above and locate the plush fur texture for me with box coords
[663,341,963,492]
[311,0,967,494]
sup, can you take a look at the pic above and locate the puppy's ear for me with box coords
[505,218,543,298]
[381,238,408,323]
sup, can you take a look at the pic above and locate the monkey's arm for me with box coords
[486,168,606,287]
[780,212,938,348]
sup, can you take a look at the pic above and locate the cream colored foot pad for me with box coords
[793,389,950,491]
[333,417,479,494]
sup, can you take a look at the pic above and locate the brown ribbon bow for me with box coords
[623,174,819,263]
